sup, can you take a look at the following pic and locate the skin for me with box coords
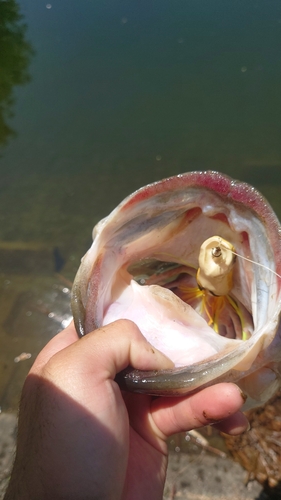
[5,319,248,500]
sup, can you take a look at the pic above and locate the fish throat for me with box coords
[127,235,253,343]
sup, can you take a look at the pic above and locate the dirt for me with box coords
[0,413,16,499]
[164,451,266,500]
[0,412,266,500]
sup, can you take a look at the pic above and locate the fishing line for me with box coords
[218,239,281,281]
[155,242,281,281]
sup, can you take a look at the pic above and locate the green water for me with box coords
[1,0,281,410]
[1,0,281,238]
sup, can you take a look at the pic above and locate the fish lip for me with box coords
[71,170,281,402]
[115,322,279,396]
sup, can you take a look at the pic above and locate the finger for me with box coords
[31,321,79,374]
[213,411,249,435]
[150,383,248,438]
[41,319,174,383]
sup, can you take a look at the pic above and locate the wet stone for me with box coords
[0,241,55,274]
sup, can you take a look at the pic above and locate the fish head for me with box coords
[72,171,281,409]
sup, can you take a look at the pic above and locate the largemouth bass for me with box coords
[71,171,281,409]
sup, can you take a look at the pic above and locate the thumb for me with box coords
[63,319,174,382]
[32,319,174,386]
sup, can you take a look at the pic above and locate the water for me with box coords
[1,0,281,410]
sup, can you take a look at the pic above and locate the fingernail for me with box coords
[246,421,251,432]
[237,387,247,404]
[209,419,224,426]
[147,343,174,368]
[235,384,248,403]
[202,410,223,424]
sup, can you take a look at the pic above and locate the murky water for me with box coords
[1,0,281,411]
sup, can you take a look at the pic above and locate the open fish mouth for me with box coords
[72,171,281,409]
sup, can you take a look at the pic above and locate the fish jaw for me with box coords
[71,171,281,408]
[103,281,239,367]
[117,314,281,409]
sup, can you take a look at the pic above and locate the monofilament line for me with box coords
[219,241,281,281]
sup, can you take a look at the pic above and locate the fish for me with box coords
[71,171,281,409]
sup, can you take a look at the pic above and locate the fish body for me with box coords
[72,171,281,409]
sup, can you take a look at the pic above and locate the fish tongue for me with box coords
[103,280,238,367]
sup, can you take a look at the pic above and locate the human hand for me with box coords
[5,320,248,500]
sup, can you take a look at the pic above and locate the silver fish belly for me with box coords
[71,171,281,409]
